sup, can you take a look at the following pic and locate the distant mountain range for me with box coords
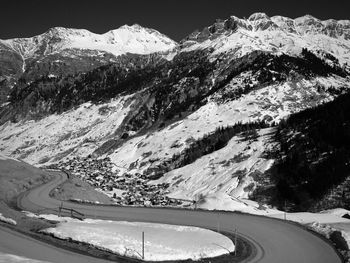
[0,13,350,212]
[0,24,177,102]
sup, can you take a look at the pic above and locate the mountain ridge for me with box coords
[0,24,178,59]
[182,13,350,41]
[181,12,350,69]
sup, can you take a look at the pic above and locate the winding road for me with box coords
[1,171,343,263]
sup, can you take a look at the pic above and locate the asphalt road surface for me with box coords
[2,171,342,263]
[0,226,110,263]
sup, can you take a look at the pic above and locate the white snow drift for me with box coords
[0,213,16,225]
[40,215,234,261]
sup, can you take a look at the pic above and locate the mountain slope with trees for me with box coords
[253,92,350,211]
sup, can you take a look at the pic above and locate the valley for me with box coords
[1,10,350,262]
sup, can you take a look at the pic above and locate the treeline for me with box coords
[267,91,350,211]
[176,121,270,166]
[301,48,347,77]
[145,121,270,178]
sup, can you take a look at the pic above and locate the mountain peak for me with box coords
[43,27,93,39]
[294,14,321,26]
[248,12,270,21]
[117,23,144,31]
[46,26,67,33]
[108,23,164,36]
[297,14,319,21]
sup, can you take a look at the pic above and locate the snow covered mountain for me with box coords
[0,25,177,103]
[1,13,350,213]
[182,13,350,66]
[1,25,177,59]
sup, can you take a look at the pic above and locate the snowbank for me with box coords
[269,211,350,224]
[320,208,350,218]
[267,208,350,252]
[327,223,350,249]
[41,215,234,261]
[198,192,280,215]
[0,213,16,225]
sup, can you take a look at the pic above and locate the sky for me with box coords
[1,0,349,41]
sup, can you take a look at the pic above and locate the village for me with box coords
[47,156,187,207]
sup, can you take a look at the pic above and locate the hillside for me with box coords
[0,154,110,206]
[0,154,51,205]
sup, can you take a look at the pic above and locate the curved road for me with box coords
[6,171,342,263]
[0,226,110,263]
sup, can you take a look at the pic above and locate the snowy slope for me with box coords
[0,95,134,164]
[0,74,344,166]
[153,129,275,200]
[107,75,349,175]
